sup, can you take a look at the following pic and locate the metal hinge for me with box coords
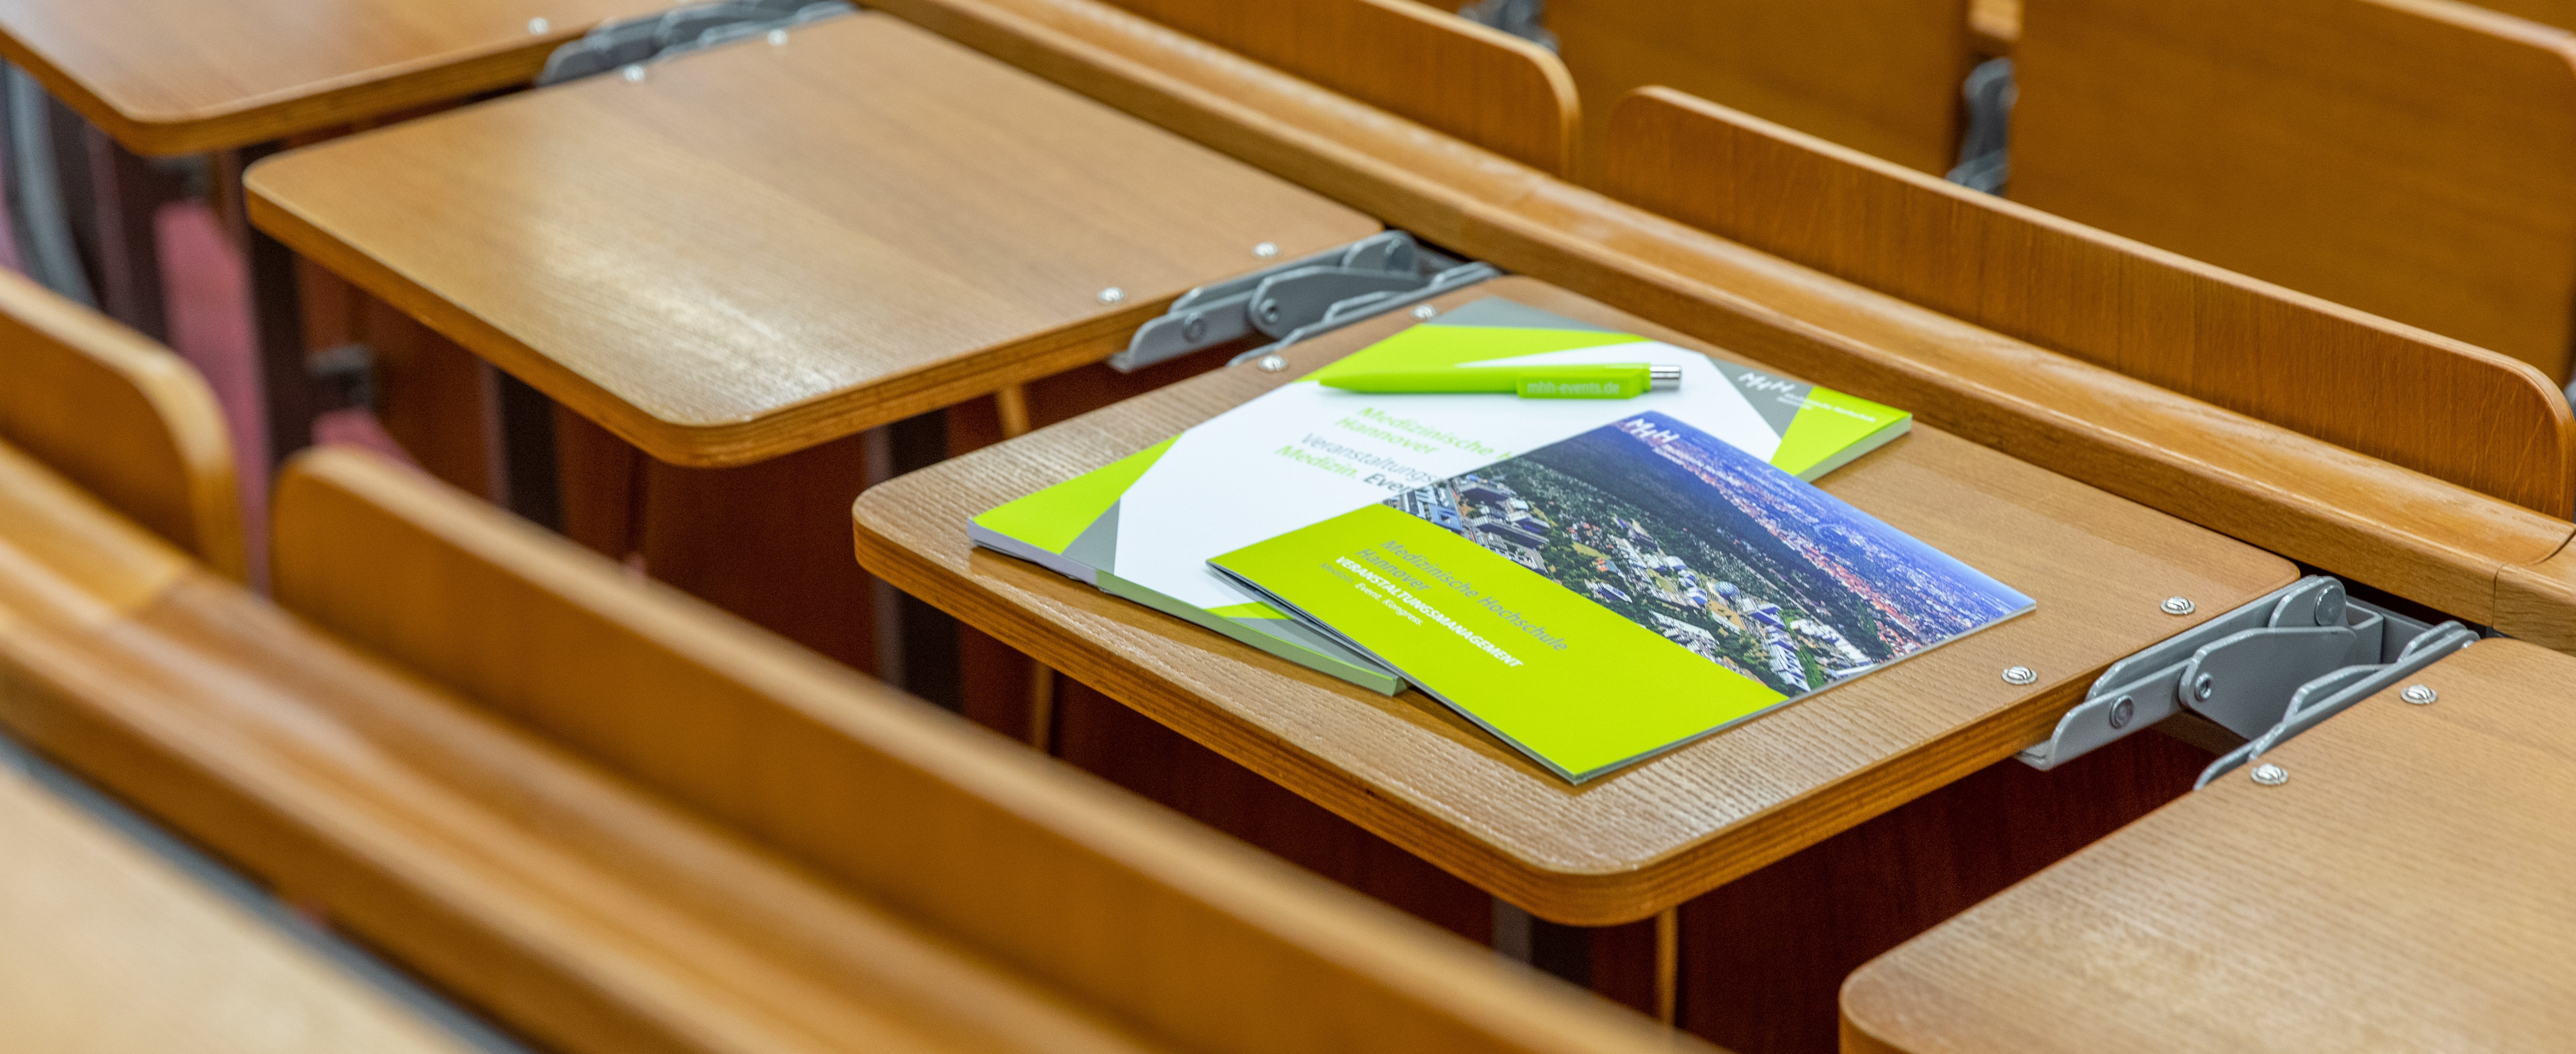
[537,0,858,87]
[1110,231,1499,373]
[2019,576,2476,781]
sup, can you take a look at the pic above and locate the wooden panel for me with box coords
[1100,0,1576,174]
[1545,0,1972,178]
[2012,0,2576,383]
[0,271,241,578]
[266,447,1704,1054]
[852,276,2298,924]
[1600,87,2576,517]
[249,12,1380,468]
[1683,727,2213,1054]
[0,0,669,154]
[1842,639,2576,1053]
[0,749,476,1054]
[861,0,2576,639]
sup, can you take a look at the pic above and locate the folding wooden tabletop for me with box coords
[1843,637,2576,1053]
[851,275,2298,926]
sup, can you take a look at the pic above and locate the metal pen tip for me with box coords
[1650,364,1683,391]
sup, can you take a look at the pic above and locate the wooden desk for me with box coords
[249,11,1379,468]
[1843,638,2576,1053]
[852,275,2297,925]
[0,745,479,1054]
[249,11,1377,672]
[0,0,667,155]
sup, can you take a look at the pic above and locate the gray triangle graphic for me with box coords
[1434,298,1623,333]
[1721,366,1813,439]
[1060,499,1121,574]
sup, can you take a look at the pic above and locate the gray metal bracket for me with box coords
[2196,620,2476,787]
[537,0,858,87]
[1112,231,1499,372]
[2019,576,2472,771]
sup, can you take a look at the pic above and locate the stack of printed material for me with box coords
[1212,410,2033,782]
[969,298,1915,694]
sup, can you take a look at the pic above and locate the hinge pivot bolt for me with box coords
[2000,665,2037,686]
[2108,696,2136,729]
[2160,596,2195,615]
[2401,684,2438,706]
[2251,763,2288,786]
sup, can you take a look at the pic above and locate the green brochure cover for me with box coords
[968,297,1913,695]
[1209,411,2033,783]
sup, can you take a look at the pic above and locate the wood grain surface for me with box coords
[0,444,1709,1054]
[0,747,477,1054]
[0,0,668,154]
[2013,0,2576,383]
[1968,0,2018,54]
[1542,0,1973,178]
[1102,0,1577,174]
[1601,87,2576,517]
[861,0,2576,641]
[249,12,1377,468]
[1841,639,2576,1053]
[0,271,241,579]
[851,277,2297,924]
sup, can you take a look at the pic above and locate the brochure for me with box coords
[970,298,1913,694]
[1209,410,2033,782]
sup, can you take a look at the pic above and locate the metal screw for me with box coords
[2001,666,2037,686]
[529,16,551,34]
[1180,314,1208,343]
[2401,684,2438,706]
[2108,695,2136,730]
[1097,287,1125,305]
[1256,353,1289,373]
[767,28,789,45]
[621,64,646,82]
[2160,596,2195,616]
[1253,242,1279,258]
[2193,673,2215,701]
[1257,301,1281,325]
[1411,304,1439,321]
[2251,763,2288,786]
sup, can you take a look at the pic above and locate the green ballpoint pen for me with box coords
[1319,363,1683,399]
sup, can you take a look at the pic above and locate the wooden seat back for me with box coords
[1065,0,1578,173]
[1536,0,1974,177]
[0,444,1700,1054]
[0,270,239,577]
[2010,0,2576,383]
[1601,87,2576,517]
[269,447,1692,1054]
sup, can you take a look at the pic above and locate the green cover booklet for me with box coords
[969,298,1912,695]
[1210,410,2034,782]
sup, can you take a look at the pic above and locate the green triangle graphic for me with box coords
[970,435,1177,556]
[1310,325,1648,383]
[1773,388,1908,478]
